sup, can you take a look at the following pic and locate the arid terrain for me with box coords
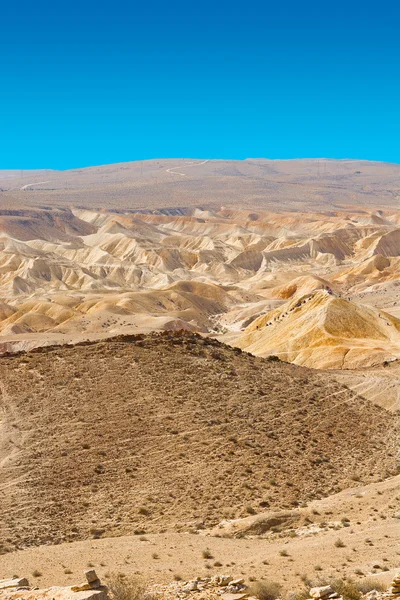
[1,160,400,371]
[0,159,399,598]
[1,159,400,212]
[0,333,399,586]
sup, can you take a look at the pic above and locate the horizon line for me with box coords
[2,156,400,172]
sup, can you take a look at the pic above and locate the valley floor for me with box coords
[0,475,399,591]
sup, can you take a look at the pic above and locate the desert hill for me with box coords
[1,159,400,213]
[235,290,400,369]
[0,332,397,553]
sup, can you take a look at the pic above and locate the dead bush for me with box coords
[108,573,152,600]
[330,579,361,600]
[250,580,282,600]
[355,579,386,594]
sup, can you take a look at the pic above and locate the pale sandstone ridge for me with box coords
[0,203,399,369]
[235,290,400,369]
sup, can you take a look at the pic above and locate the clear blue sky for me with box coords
[1,0,400,169]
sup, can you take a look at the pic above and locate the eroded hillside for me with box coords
[0,201,399,368]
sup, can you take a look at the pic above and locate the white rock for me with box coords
[310,586,334,599]
[182,582,198,592]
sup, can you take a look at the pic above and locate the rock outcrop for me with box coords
[0,571,108,600]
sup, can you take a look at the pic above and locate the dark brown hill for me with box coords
[0,332,397,552]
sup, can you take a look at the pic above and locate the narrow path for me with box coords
[0,381,12,470]
[166,159,209,176]
[20,181,50,190]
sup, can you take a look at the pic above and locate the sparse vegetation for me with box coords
[202,548,213,559]
[32,570,42,578]
[250,580,282,600]
[107,573,150,600]
[356,579,386,594]
[330,578,361,600]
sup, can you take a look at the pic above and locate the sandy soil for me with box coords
[0,474,398,591]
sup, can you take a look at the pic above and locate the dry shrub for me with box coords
[355,579,386,594]
[250,580,282,600]
[330,579,361,600]
[108,573,152,600]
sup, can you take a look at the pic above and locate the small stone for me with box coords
[230,580,245,586]
[85,570,100,585]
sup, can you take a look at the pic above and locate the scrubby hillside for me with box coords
[0,332,397,552]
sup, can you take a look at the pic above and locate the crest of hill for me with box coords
[236,290,400,369]
[0,332,397,552]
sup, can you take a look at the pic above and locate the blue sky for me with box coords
[1,0,400,169]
